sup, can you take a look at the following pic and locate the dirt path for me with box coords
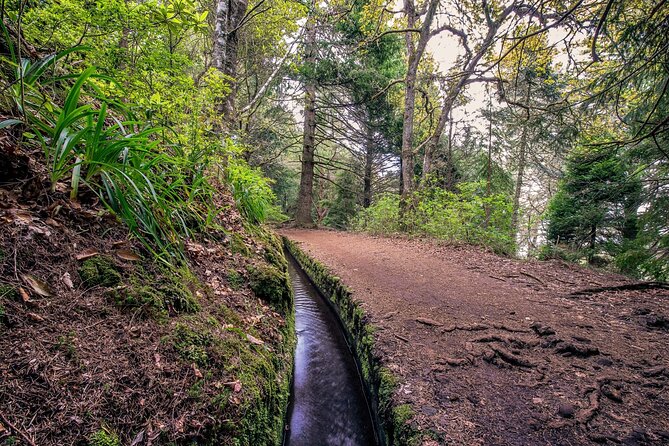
[281,229,669,446]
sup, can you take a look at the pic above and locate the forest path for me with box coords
[281,229,669,446]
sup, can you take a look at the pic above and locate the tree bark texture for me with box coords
[294,11,317,227]
[213,0,249,121]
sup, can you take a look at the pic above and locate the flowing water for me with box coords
[284,255,378,446]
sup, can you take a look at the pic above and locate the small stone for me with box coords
[558,403,575,418]
[601,385,623,403]
[532,397,543,404]
[421,405,438,416]
[597,358,613,367]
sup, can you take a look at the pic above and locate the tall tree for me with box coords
[294,6,318,226]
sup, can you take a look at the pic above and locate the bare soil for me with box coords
[282,229,669,446]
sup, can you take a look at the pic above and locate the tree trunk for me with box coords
[294,11,317,227]
[511,81,532,240]
[213,0,248,122]
[400,0,439,206]
[363,122,374,208]
[444,116,455,191]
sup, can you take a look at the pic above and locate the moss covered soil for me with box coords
[0,147,295,445]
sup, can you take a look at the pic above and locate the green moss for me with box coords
[0,284,18,300]
[247,263,291,312]
[106,264,199,318]
[172,323,211,366]
[89,428,120,446]
[56,331,77,361]
[226,269,245,291]
[393,405,420,445]
[79,257,122,287]
[160,269,200,313]
[229,233,252,256]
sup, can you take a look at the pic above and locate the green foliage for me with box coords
[356,182,515,255]
[227,155,276,224]
[0,284,18,300]
[89,428,120,446]
[354,194,402,234]
[323,169,360,229]
[546,144,641,264]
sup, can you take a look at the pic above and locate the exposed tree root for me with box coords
[570,281,669,297]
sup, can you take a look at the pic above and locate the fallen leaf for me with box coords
[18,287,30,302]
[23,274,53,297]
[13,209,32,224]
[192,363,203,378]
[246,334,264,345]
[45,218,62,228]
[75,248,99,261]
[62,272,74,289]
[117,249,141,261]
[27,312,44,322]
[18,287,37,307]
[130,430,145,446]
[223,380,243,393]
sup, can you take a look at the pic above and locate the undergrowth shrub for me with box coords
[355,182,515,255]
[227,154,275,224]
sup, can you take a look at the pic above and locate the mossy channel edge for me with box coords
[283,237,420,446]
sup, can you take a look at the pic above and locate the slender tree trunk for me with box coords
[363,122,374,208]
[213,0,248,122]
[588,225,597,263]
[511,81,532,240]
[294,11,317,227]
[484,90,492,228]
[400,0,439,206]
[444,116,455,190]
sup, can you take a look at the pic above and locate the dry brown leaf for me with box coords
[27,312,44,322]
[22,274,53,297]
[62,272,74,289]
[192,363,203,378]
[45,218,62,228]
[246,334,264,345]
[116,249,141,261]
[13,209,32,223]
[75,248,99,261]
[18,287,37,308]
[223,380,243,393]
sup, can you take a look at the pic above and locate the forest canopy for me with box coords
[1,0,667,279]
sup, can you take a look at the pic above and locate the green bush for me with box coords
[354,194,401,234]
[355,182,515,255]
[227,155,276,224]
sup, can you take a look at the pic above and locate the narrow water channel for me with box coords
[284,255,378,446]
